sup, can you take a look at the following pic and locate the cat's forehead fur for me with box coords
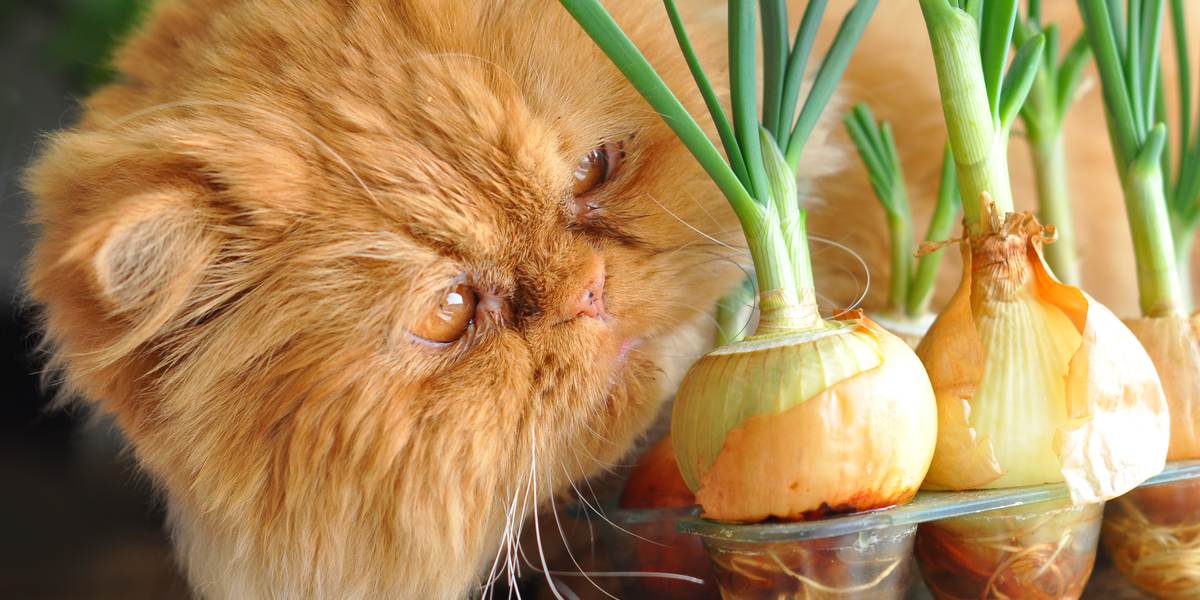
[85,0,699,288]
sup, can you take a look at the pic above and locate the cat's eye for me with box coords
[572,140,626,197]
[411,283,477,344]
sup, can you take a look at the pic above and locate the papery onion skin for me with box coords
[1124,314,1200,461]
[918,212,1170,504]
[674,316,937,523]
[969,232,1081,489]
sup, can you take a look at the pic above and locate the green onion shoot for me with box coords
[845,103,961,344]
[1014,1,1093,284]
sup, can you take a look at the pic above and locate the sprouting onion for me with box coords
[1080,4,1200,593]
[1014,2,1092,284]
[917,0,1168,504]
[1076,0,1200,462]
[559,0,937,523]
[844,103,961,345]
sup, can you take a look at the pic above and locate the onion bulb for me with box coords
[1124,314,1200,461]
[918,206,1170,504]
[672,312,937,522]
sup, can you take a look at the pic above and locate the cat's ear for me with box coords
[31,184,217,374]
[27,127,222,378]
[80,189,214,315]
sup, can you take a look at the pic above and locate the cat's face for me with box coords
[27,0,747,596]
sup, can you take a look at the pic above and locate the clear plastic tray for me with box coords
[560,461,1200,599]
[678,459,1200,542]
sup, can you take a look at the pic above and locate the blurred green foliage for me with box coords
[1,0,151,92]
[50,0,151,91]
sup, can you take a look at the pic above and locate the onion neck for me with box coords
[1174,220,1195,313]
[921,0,1016,235]
[755,288,824,337]
[970,232,1034,305]
[887,202,915,316]
[1030,132,1081,285]
[743,207,825,338]
[1126,165,1186,318]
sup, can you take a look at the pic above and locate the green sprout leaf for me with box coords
[999,34,1046,132]
[1079,0,1192,313]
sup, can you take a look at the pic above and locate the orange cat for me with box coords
[26,2,749,597]
[23,1,1196,599]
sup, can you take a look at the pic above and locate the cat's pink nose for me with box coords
[562,258,606,322]
[570,271,606,320]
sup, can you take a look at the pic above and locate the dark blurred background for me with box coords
[1,1,192,598]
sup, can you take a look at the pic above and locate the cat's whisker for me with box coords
[643,192,743,253]
[482,516,506,593]
[499,447,538,599]
[543,569,707,585]
[568,453,614,514]
[519,478,705,589]
[652,302,725,339]
[571,437,621,477]
[682,189,732,235]
[558,463,598,558]
[546,464,619,600]
[808,234,873,315]
[528,427,567,600]
[512,451,539,594]
[823,260,865,304]
[482,474,526,598]
[656,238,746,265]
[668,249,753,282]
[563,459,666,548]
[552,579,582,600]
[817,290,840,310]
[655,238,717,260]
[517,527,705,593]
[629,296,752,346]
[575,413,618,449]
[483,504,511,597]
[565,413,630,470]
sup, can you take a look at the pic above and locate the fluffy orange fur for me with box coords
[23,1,1198,599]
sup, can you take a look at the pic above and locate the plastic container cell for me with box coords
[915,499,1103,600]
[566,503,720,599]
[1103,477,1200,598]
[698,524,917,599]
